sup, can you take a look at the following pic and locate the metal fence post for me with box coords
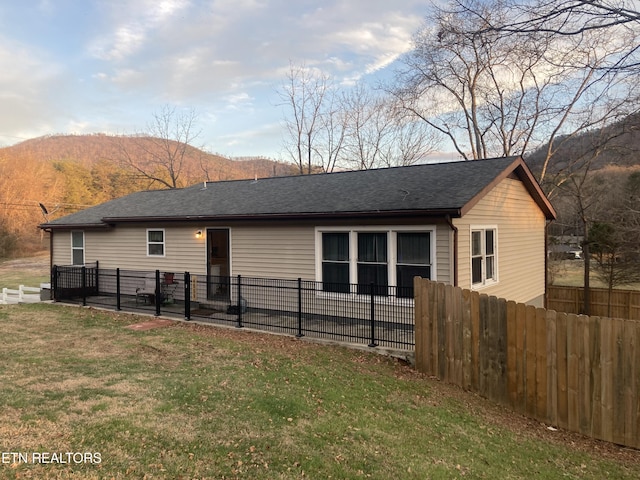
[95,260,100,295]
[155,269,161,316]
[368,282,377,347]
[296,278,304,338]
[116,268,121,311]
[52,265,58,301]
[236,275,243,328]
[81,266,87,306]
[184,271,191,320]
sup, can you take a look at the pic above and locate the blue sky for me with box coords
[0,0,427,160]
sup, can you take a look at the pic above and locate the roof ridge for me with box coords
[198,156,521,187]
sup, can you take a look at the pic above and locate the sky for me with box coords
[0,0,428,160]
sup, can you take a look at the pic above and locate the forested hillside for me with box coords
[0,134,296,256]
[526,113,640,183]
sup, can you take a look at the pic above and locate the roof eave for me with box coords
[101,208,465,224]
[39,223,112,231]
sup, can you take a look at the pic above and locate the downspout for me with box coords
[445,215,458,287]
[40,227,54,301]
[545,221,549,309]
[48,229,54,284]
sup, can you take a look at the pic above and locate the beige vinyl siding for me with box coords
[51,226,208,273]
[454,177,546,305]
[52,222,452,285]
[52,231,73,265]
[435,224,452,284]
[231,226,316,279]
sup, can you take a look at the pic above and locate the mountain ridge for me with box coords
[0,133,297,253]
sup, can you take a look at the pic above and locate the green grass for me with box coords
[0,304,638,479]
[0,271,49,290]
[0,253,49,290]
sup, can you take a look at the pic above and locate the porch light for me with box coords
[195,230,203,239]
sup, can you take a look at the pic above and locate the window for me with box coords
[357,232,388,295]
[147,229,165,256]
[318,228,434,297]
[71,231,84,265]
[322,232,350,293]
[471,227,497,286]
[397,232,431,298]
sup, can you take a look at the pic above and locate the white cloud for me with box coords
[87,0,191,61]
[90,1,422,90]
[0,38,69,142]
[224,92,253,111]
[0,0,428,156]
[214,121,283,156]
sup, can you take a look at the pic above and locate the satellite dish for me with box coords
[39,203,49,215]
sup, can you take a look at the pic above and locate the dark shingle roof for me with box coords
[41,156,555,229]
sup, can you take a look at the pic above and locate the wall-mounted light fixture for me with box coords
[195,230,203,239]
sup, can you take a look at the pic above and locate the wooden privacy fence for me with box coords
[414,278,640,449]
[548,285,640,320]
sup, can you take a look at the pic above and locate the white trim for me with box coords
[146,228,166,257]
[314,225,437,298]
[470,225,499,289]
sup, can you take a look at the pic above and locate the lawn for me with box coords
[0,253,50,290]
[0,303,638,479]
[550,259,640,290]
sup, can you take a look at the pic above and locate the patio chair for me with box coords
[136,274,157,305]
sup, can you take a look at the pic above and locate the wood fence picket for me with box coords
[414,278,640,450]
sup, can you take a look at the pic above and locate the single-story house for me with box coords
[40,156,556,307]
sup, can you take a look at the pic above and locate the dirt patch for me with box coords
[124,318,175,331]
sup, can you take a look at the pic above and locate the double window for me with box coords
[319,228,433,298]
[471,227,497,286]
[147,229,165,256]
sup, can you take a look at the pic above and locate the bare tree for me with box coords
[463,0,640,70]
[393,0,639,184]
[113,105,201,189]
[341,84,395,170]
[554,153,607,314]
[279,64,439,173]
[548,114,638,312]
[279,62,334,174]
[315,85,349,174]
[590,218,640,316]
[341,83,440,169]
[588,170,640,314]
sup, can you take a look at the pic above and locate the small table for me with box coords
[161,281,178,304]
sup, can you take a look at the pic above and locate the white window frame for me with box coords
[146,228,166,257]
[315,226,436,299]
[71,231,85,265]
[470,225,498,288]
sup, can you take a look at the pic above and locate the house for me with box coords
[40,156,556,307]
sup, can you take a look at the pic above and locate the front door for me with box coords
[207,228,230,300]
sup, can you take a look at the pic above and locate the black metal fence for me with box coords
[53,263,99,300]
[51,265,415,350]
